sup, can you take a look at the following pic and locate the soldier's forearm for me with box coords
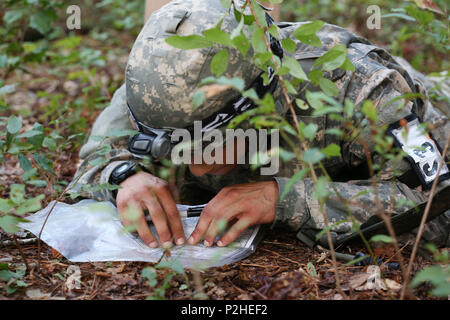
[272,176,428,237]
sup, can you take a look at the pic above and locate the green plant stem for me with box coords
[245,0,349,299]
[13,234,30,271]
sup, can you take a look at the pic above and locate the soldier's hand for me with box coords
[187,181,278,247]
[116,171,185,248]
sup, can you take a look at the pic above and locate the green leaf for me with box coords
[96,144,112,156]
[281,38,296,53]
[16,130,43,139]
[233,7,255,26]
[43,137,57,151]
[199,76,245,91]
[361,100,378,122]
[0,269,16,282]
[165,35,213,50]
[282,79,297,95]
[0,199,14,214]
[232,34,250,56]
[274,66,289,76]
[29,10,56,35]
[230,15,244,39]
[308,69,323,85]
[251,28,267,53]
[18,154,32,172]
[33,153,56,176]
[22,168,37,181]
[4,9,25,25]
[341,57,355,71]
[301,123,318,141]
[321,144,341,158]
[216,219,228,233]
[283,56,308,80]
[203,28,232,46]
[302,148,325,164]
[292,21,325,37]
[210,49,229,77]
[319,78,339,97]
[156,260,185,275]
[405,5,434,25]
[267,24,279,40]
[280,168,309,200]
[7,116,22,134]
[295,98,309,111]
[292,21,324,47]
[251,0,268,27]
[0,215,20,234]
[26,180,47,188]
[254,52,273,66]
[411,265,449,297]
[141,267,158,287]
[297,34,322,47]
[306,262,318,277]
[305,91,324,109]
[344,99,355,117]
[15,195,44,215]
[26,123,45,148]
[382,13,416,22]
[192,90,205,109]
[430,282,450,297]
[370,235,393,243]
[313,177,332,200]
[312,45,347,71]
[0,84,17,96]
[9,184,25,205]
[220,0,232,9]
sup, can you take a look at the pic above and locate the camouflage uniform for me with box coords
[70,11,450,248]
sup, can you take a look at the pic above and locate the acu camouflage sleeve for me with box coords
[69,84,148,203]
[271,38,450,247]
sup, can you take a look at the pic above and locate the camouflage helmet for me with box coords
[125,0,281,130]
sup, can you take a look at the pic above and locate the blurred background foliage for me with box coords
[280,0,449,72]
[0,0,146,210]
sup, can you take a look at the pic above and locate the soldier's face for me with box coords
[189,162,237,176]
[188,137,244,176]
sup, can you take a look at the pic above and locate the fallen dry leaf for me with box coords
[51,248,63,260]
[414,0,444,14]
[26,289,51,300]
[349,273,370,289]
[65,265,81,292]
[352,265,402,292]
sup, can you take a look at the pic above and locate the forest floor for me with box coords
[0,225,439,300]
[0,31,445,301]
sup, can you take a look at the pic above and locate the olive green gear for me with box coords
[125,0,275,129]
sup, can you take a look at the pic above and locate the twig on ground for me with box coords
[13,235,30,271]
[252,288,268,299]
[240,263,275,268]
[1,238,38,246]
[258,247,304,266]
